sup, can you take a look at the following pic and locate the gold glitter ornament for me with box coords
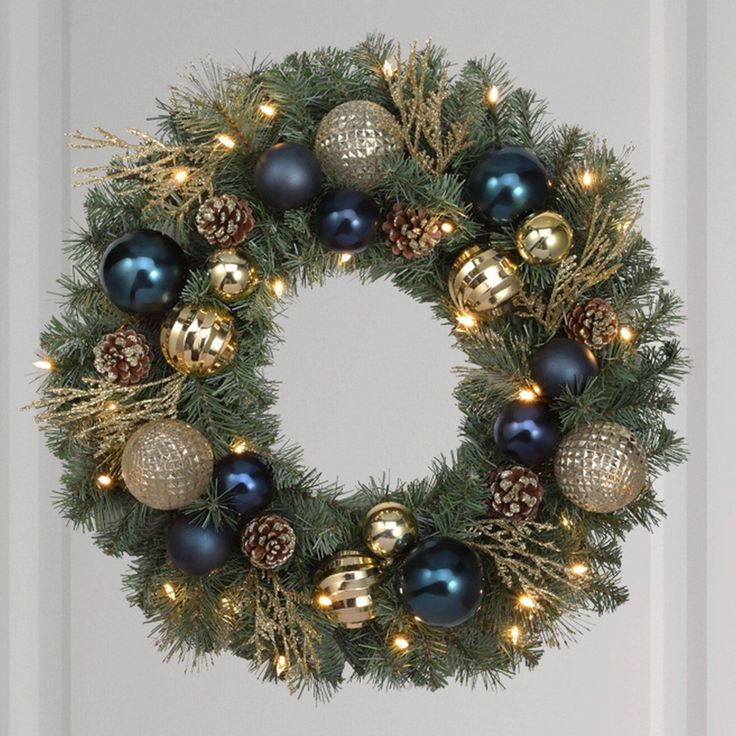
[314,550,381,629]
[448,245,522,314]
[554,421,648,513]
[160,303,237,375]
[314,100,404,189]
[208,248,260,302]
[121,418,213,510]
[515,211,574,265]
[363,502,418,559]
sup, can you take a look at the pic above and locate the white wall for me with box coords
[2,0,734,734]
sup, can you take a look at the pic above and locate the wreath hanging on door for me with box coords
[30,37,686,697]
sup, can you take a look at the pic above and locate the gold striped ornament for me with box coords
[448,245,521,315]
[160,302,237,376]
[314,550,381,629]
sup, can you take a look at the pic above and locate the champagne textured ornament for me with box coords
[515,210,573,265]
[363,502,418,559]
[314,550,381,629]
[314,101,404,189]
[160,303,237,375]
[208,248,260,302]
[554,421,647,513]
[448,245,521,314]
[121,418,213,510]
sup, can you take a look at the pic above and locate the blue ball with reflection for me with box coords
[166,515,235,577]
[99,230,188,314]
[398,537,484,628]
[316,189,379,253]
[467,146,549,224]
[214,452,275,516]
[493,399,561,467]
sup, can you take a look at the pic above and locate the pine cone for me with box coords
[382,203,442,259]
[196,194,255,247]
[565,298,619,350]
[487,466,543,522]
[241,514,296,570]
[93,329,152,386]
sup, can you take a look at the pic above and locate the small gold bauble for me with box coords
[160,302,237,376]
[208,247,260,302]
[314,100,404,189]
[448,245,522,314]
[314,550,381,629]
[121,418,213,510]
[554,421,648,513]
[515,211,574,265]
[363,502,418,559]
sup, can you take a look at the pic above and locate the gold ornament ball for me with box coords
[160,302,237,376]
[515,211,574,265]
[448,245,522,314]
[314,100,404,189]
[363,502,418,559]
[314,550,381,629]
[554,421,648,513]
[121,418,213,510]
[208,248,260,302]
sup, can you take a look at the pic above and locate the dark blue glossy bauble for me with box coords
[213,452,274,516]
[166,515,236,576]
[493,400,561,467]
[315,189,380,253]
[99,230,188,314]
[530,337,599,399]
[254,143,324,210]
[467,146,550,224]
[398,537,484,628]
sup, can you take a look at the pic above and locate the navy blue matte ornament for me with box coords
[99,230,188,315]
[493,399,561,467]
[166,515,235,576]
[315,189,379,253]
[213,452,274,516]
[254,143,324,210]
[530,337,599,399]
[467,146,550,224]
[398,537,484,628]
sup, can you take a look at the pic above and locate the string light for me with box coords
[517,385,539,402]
[339,253,352,265]
[275,654,288,676]
[382,60,396,79]
[216,133,236,149]
[96,474,113,489]
[104,401,119,412]
[172,167,190,184]
[259,102,277,118]
[271,279,285,299]
[393,634,410,652]
[560,514,573,530]
[316,594,333,609]
[518,594,536,610]
[163,582,177,601]
[456,313,477,330]
[508,625,521,645]
[581,170,594,188]
[619,325,635,342]
[230,437,249,455]
[568,563,589,577]
[33,358,54,371]
[440,220,456,235]
[486,85,500,106]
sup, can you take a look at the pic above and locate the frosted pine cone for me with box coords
[382,203,442,259]
[196,194,255,247]
[487,466,543,522]
[241,514,296,570]
[565,298,619,350]
[93,329,152,386]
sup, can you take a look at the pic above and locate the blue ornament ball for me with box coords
[398,537,484,628]
[315,189,379,253]
[99,229,189,314]
[166,515,235,576]
[467,146,550,224]
[254,142,324,210]
[213,452,274,516]
[530,337,599,399]
[493,399,561,467]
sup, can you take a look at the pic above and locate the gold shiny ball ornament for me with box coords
[363,502,418,559]
[160,302,237,375]
[208,247,260,302]
[314,100,404,189]
[515,211,574,265]
[448,245,522,314]
[554,421,648,513]
[314,550,381,629]
[121,418,213,510]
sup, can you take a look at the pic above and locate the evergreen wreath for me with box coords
[31,36,687,698]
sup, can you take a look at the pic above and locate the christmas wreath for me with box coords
[31,37,687,697]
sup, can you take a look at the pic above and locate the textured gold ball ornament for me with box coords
[208,247,260,302]
[160,302,237,375]
[314,550,381,629]
[363,502,418,559]
[314,100,404,189]
[448,245,522,314]
[121,418,214,510]
[554,421,648,513]
[515,211,574,265]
